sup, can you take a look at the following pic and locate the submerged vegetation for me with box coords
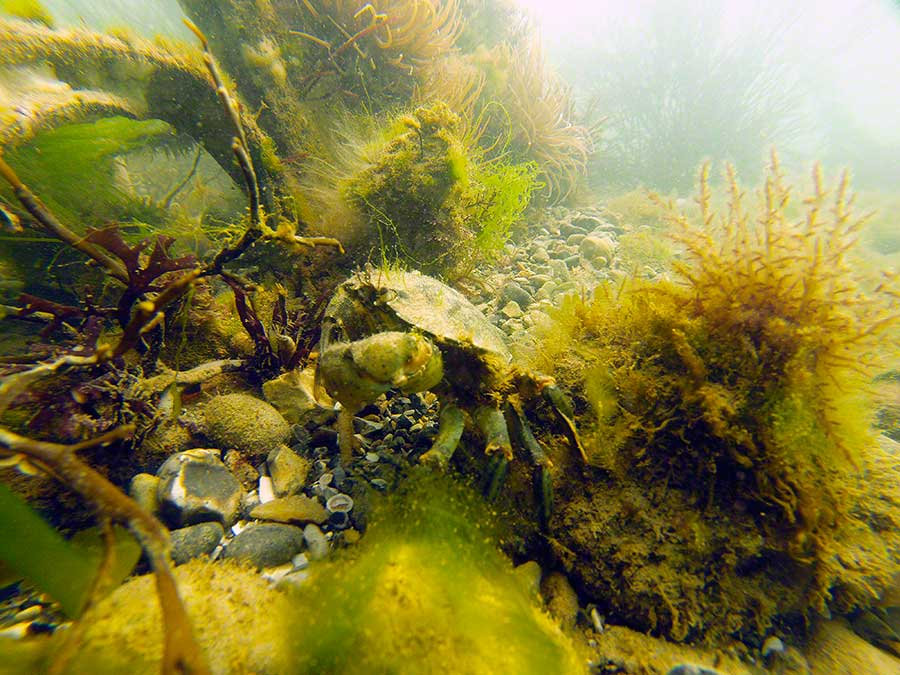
[531,155,900,640]
[2,0,900,671]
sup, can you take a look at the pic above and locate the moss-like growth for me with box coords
[529,157,900,641]
[0,0,52,26]
[341,102,538,277]
[287,469,582,673]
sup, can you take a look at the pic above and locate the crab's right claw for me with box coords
[542,383,588,464]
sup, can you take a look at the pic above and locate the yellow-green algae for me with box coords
[529,157,900,642]
[23,470,579,674]
[286,469,581,673]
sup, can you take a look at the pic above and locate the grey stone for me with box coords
[303,524,329,560]
[559,222,587,236]
[267,444,309,497]
[501,282,533,308]
[157,449,244,528]
[566,233,585,246]
[564,255,581,268]
[204,393,290,460]
[224,522,306,570]
[170,521,224,565]
[129,473,160,515]
[548,258,569,280]
[579,234,616,266]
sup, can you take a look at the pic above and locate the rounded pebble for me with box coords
[303,524,329,560]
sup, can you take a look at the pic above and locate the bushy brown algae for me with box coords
[529,155,900,642]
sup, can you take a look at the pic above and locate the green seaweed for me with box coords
[286,469,582,673]
[0,483,140,617]
[343,102,538,277]
[1,117,174,229]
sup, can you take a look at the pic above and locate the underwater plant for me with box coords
[529,154,900,641]
[306,101,538,278]
[0,22,345,672]
[419,33,596,204]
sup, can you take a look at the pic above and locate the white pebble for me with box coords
[258,475,275,503]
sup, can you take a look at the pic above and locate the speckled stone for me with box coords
[129,473,160,516]
[204,393,290,460]
[224,522,306,570]
[170,521,224,565]
[267,444,310,497]
[157,449,244,528]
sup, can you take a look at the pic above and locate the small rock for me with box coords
[502,282,533,308]
[560,222,587,236]
[157,449,244,528]
[250,495,328,525]
[531,247,550,264]
[370,478,389,491]
[566,233,585,246]
[267,444,310,497]
[500,301,523,318]
[579,234,616,266]
[262,367,332,425]
[548,258,569,280]
[204,393,290,460]
[541,571,579,631]
[129,473,160,515]
[223,450,259,490]
[170,521,224,565]
[762,635,785,658]
[303,524,329,560]
[343,529,361,545]
[292,552,310,569]
[564,255,581,269]
[513,561,542,598]
[224,522,306,570]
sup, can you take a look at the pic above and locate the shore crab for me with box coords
[316,266,583,527]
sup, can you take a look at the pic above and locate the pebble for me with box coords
[250,495,328,525]
[170,521,224,565]
[502,281,533,308]
[129,473,160,515]
[292,552,310,569]
[261,367,328,425]
[303,524,329,560]
[223,450,259,490]
[204,393,290,460]
[762,635,785,658]
[156,449,244,528]
[267,445,310,497]
[224,522,306,570]
[365,452,380,463]
[540,571,579,631]
[666,666,728,675]
[370,478,389,491]
[500,301,523,318]
[579,234,616,266]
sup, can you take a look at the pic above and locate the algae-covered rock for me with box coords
[286,469,582,673]
[61,560,296,674]
[203,392,290,460]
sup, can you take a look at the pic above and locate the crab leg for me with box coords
[506,403,553,531]
[473,405,513,503]
[542,383,588,463]
[419,403,464,469]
